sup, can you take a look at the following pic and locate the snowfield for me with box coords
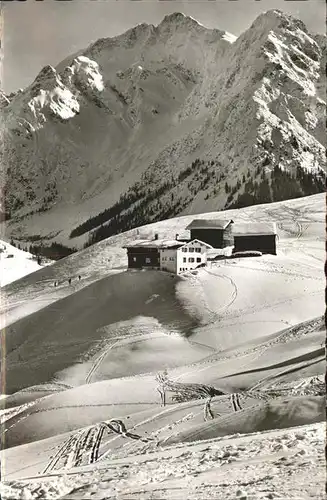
[0,193,325,499]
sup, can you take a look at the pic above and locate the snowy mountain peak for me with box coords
[270,9,309,33]
[160,12,201,26]
[33,65,58,87]
[28,82,80,124]
[67,56,104,92]
[8,55,105,129]
[118,22,154,47]
[36,64,57,78]
[124,22,153,39]
[161,12,192,23]
[27,65,64,103]
[251,9,312,40]
[158,12,215,35]
[87,22,154,57]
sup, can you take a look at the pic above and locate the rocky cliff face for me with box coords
[1,10,325,251]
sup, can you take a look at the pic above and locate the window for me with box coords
[189,248,195,252]
[182,248,187,252]
[169,257,175,261]
[183,257,186,263]
[196,257,201,263]
[180,268,182,272]
[145,257,151,264]
[195,248,201,253]
[189,257,195,263]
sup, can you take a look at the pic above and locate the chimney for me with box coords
[154,233,159,240]
[175,233,179,241]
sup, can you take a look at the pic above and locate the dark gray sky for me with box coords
[2,0,326,93]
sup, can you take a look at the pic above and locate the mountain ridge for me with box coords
[1,10,325,255]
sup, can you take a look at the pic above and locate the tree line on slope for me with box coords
[9,239,76,261]
[70,180,173,239]
[225,165,325,210]
[28,243,77,261]
[85,162,227,247]
[72,158,326,248]
[70,158,222,243]
[85,190,190,247]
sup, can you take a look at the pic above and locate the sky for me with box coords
[1,0,326,93]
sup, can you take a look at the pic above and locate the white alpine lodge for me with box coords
[124,219,277,275]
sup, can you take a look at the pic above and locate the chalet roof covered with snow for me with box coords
[123,239,184,249]
[185,219,233,230]
[182,239,213,249]
[232,223,277,237]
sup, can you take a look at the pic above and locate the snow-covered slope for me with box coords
[0,240,51,287]
[1,421,324,499]
[1,192,324,327]
[1,10,325,250]
[0,194,324,499]
[1,193,324,393]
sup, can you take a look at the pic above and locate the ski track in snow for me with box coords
[1,422,324,499]
[85,340,122,384]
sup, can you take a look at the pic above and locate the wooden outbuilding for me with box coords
[185,219,234,248]
[232,223,277,255]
